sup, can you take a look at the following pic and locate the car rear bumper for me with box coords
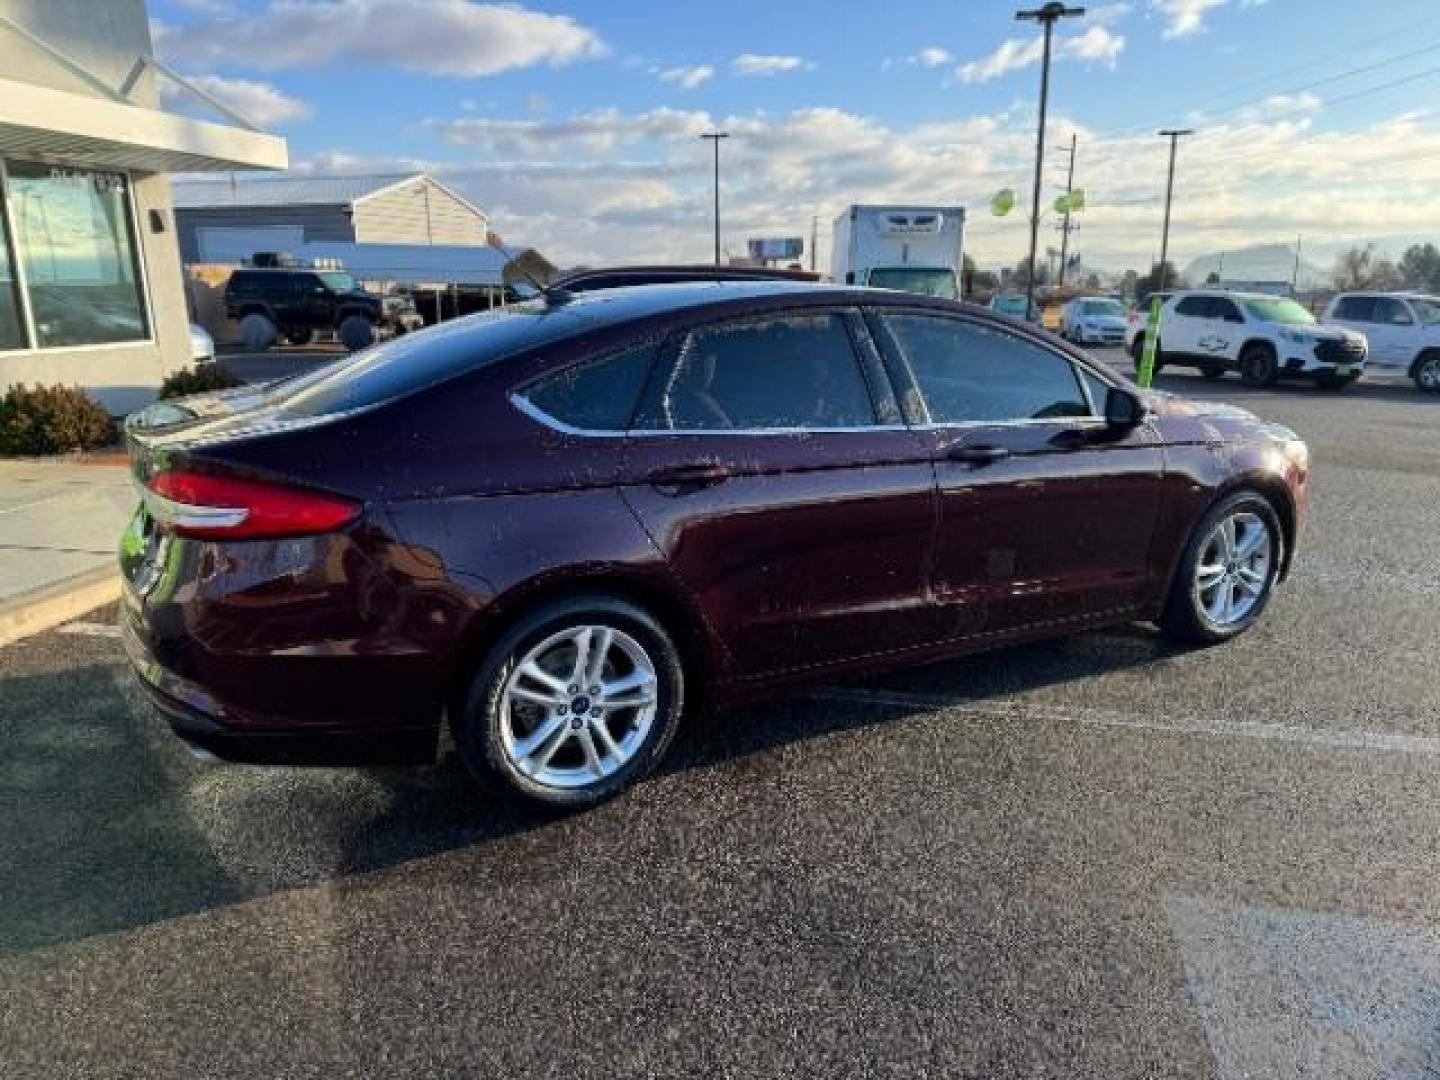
[121,607,440,766]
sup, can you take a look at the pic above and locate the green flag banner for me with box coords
[1137,295,1162,389]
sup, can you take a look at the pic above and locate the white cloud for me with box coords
[1086,2,1133,23]
[425,107,713,156]
[956,27,1124,83]
[161,74,310,126]
[153,0,605,77]
[916,46,953,68]
[731,53,805,76]
[1153,0,1227,39]
[1064,26,1126,65]
[655,64,715,89]
[303,103,1440,277]
[957,38,1043,84]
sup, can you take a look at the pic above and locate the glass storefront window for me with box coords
[5,161,148,349]
[0,179,24,350]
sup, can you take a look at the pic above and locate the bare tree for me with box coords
[1333,244,1402,291]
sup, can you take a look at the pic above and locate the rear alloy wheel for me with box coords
[1414,350,1440,393]
[454,596,684,809]
[1160,492,1281,644]
[1238,344,1278,387]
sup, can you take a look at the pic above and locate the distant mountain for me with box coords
[1182,243,1328,290]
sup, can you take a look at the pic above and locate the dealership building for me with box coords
[0,1,286,413]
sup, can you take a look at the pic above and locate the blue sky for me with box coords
[151,0,1440,274]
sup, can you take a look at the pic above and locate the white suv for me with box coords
[1322,292,1440,392]
[1129,290,1367,389]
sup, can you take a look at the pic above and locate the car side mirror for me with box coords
[1104,386,1145,429]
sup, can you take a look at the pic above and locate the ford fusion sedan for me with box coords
[122,282,1309,809]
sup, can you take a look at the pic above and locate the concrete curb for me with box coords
[0,565,120,648]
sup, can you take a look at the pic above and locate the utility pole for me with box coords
[699,131,729,266]
[1157,128,1192,292]
[810,215,818,273]
[1291,235,1303,291]
[1056,132,1077,287]
[1016,3,1085,321]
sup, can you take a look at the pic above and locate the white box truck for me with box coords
[831,205,965,299]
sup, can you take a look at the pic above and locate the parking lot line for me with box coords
[805,686,1440,757]
[55,620,120,639]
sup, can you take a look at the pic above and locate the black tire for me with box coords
[238,311,277,351]
[1159,490,1283,645]
[1130,335,1163,375]
[285,328,316,346]
[452,594,685,810]
[1238,343,1278,387]
[336,314,376,351]
[1413,349,1440,393]
[1199,365,1226,380]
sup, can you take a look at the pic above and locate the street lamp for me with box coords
[699,131,729,266]
[1156,128,1193,292]
[1016,2,1084,320]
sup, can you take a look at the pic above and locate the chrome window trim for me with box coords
[513,391,1106,438]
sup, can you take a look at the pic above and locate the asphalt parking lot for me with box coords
[3,352,1439,1077]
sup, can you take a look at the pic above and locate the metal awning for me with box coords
[0,74,287,174]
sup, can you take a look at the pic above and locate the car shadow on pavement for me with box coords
[665,621,1183,775]
[0,623,1177,957]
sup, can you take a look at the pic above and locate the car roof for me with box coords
[1171,289,1284,301]
[554,264,820,290]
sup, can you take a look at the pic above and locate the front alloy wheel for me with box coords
[1192,511,1273,628]
[454,595,684,809]
[1415,351,1440,393]
[1160,492,1282,643]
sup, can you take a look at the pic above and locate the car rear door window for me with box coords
[1214,298,1244,323]
[634,311,878,430]
[1333,296,1376,322]
[518,344,657,432]
[1175,296,1210,318]
[879,313,1089,423]
[1374,297,1414,325]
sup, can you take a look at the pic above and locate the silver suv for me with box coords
[1322,292,1440,392]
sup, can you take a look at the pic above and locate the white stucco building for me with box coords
[0,1,286,413]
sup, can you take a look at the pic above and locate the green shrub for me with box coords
[0,384,117,456]
[158,364,243,400]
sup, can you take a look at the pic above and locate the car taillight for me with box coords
[143,471,360,540]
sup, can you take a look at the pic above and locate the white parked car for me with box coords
[1061,296,1128,345]
[1129,290,1367,389]
[1321,292,1440,392]
[189,323,216,364]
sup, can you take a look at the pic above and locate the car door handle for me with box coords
[647,462,731,490]
[946,443,1011,465]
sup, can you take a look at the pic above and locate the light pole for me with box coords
[1157,128,1192,291]
[1055,132,1077,287]
[1016,2,1084,321]
[699,131,729,266]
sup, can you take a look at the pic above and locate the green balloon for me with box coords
[990,188,1016,217]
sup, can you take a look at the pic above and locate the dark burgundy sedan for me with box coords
[122,283,1309,808]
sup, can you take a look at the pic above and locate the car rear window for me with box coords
[265,302,586,418]
[518,343,658,431]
